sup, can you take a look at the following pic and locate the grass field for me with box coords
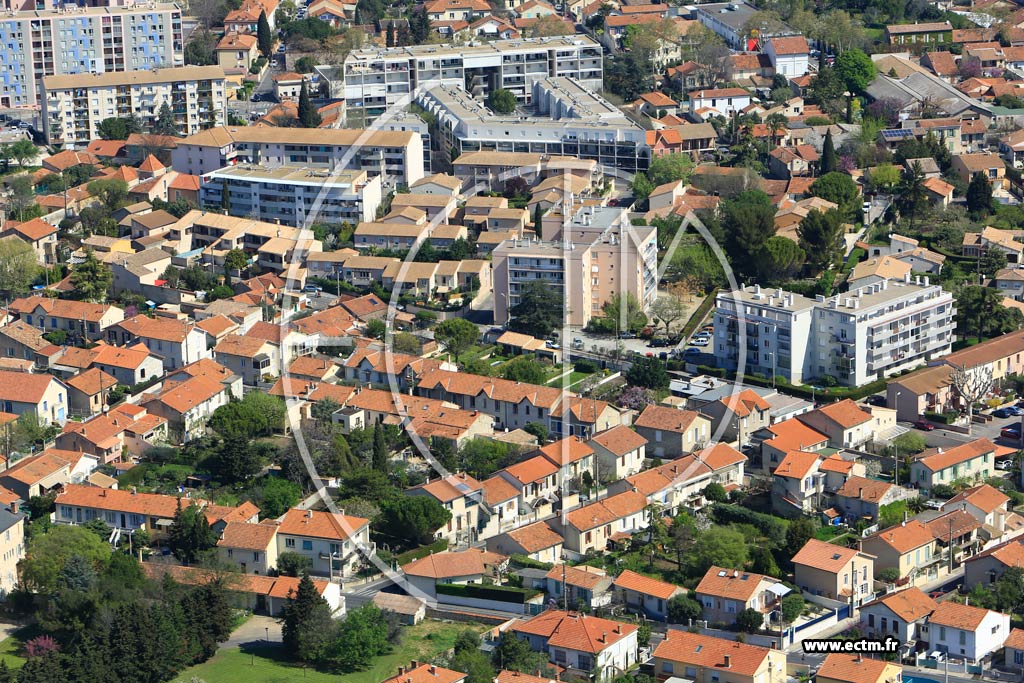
[0,625,36,670]
[176,619,485,683]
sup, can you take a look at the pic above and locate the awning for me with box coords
[767,583,792,598]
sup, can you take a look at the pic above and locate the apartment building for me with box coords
[417,77,649,172]
[493,206,658,328]
[714,277,956,386]
[343,35,603,121]
[199,165,381,228]
[0,4,184,107]
[43,65,226,147]
[170,126,424,187]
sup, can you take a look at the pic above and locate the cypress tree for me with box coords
[281,574,333,663]
[298,80,321,128]
[820,128,837,174]
[372,423,388,472]
[257,10,272,58]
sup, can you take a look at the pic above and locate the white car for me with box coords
[690,336,710,347]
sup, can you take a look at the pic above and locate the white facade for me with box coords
[926,610,1010,662]
[715,277,956,386]
[43,66,226,147]
[199,166,382,228]
[343,36,603,120]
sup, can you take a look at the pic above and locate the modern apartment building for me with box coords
[198,165,382,228]
[0,3,184,107]
[43,65,226,147]
[343,35,603,121]
[493,205,658,327]
[416,77,649,172]
[714,276,956,386]
[170,126,424,188]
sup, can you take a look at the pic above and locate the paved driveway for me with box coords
[226,614,281,649]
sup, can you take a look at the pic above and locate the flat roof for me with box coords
[346,34,600,62]
[44,65,223,90]
[202,164,367,188]
[5,3,180,18]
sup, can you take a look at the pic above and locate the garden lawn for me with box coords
[176,619,485,683]
[0,625,37,670]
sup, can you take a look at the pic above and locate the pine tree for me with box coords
[152,102,178,136]
[257,10,272,57]
[297,80,321,128]
[372,423,387,472]
[385,20,395,47]
[0,660,13,683]
[966,171,993,219]
[820,128,837,174]
[281,574,333,663]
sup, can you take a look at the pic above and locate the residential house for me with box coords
[65,368,119,417]
[213,334,280,386]
[0,320,52,366]
[276,508,373,578]
[613,569,685,620]
[965,537,1024,588]
[587,425,647,481]
[910,439,996,496]
[615,443,747,515]
[108,315,212,370]
[885,21,953,44]
[382,663,466,683]
[536,437,595,490]
[10,296,124,343]
[90,343,165,387]
[558,490,648,559]
[952,153,1006,191]
[633,406,710,458]
[768,144,819,179]
[343,348,440,391]
[407,472,483,546]
[495,457,561,519]
[0,449,77,500]
[994,267,1024,301]
[651,630,786,683]
[943,484,1013,535]
[753,418,829,473]
[141,374,232,442]
[486,521,564,564]
[1002,629,1024,671]
[796,399,877,450]
[401,548,507,598]
[510,610,638,679]
[694,566,787,626]
[763,36,809,77]
[0,505,24,597]
[696,389,771,447]
[833,475,903,523]
[688,88,752,116]
[56,405,168,462]
[0,371,68,425]
[217,522,279,575]
[772,450,828,517]
[962,227,1024,263]
[862,520,941,585]
[545,564,613,610]
[860,587,938,645]
[791,538,875,605]
[815,654,902,683]
[0,219,57,265]
[925,600,1010,663]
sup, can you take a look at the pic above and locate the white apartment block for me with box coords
[493,205,658,328]
[0,4,184,107]
[199,165,382,228]
[714,276,956,387]
[416,77,649,172]
[171,126,425,188]
[43,65,226,147]
[343,36,603,121]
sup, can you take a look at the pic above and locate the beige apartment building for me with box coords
[0,506,25,598]
[43,66,227,147]
[493,206,658,328]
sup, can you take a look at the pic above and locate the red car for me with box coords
[914,420,935,431]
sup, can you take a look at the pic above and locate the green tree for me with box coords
[209,391,286,438]
[251,476,301,519]
[631,172,654,202]
[667,594,702,623]
[96,117,128,140]
[980,250,1008,279]
[601,293,648,333]
[212,434,265,484]
[152,102,178,136]
[821,128,837,174]
[372,422,388,472]
[434,317,479,363]
[365,318,386,339]
[897,161,927,230]
[758,236,805,283]
[493,632,553,676]
[88,178,129,211]
[749,545,780,576]
[20,525,110,593]
[786,516,816,557]
[797,208,845,274]
[7,138,37,167]
[702,482,728,503]
[70,249,113,302]
[224,248,248,277]
[722,190,776,276]
[392,332,420,355]
[376,496,451,548]
[281,573,334,663]
[322,604,392,671]
[5,175,35,220]
[956,285,1024,340]
[625,356,670,390]
[298,80,321,128]
[868,163,900,192]
[168,500,217,565]
[257,10,273,57]
[277,551,314,577]
[458,438,518,478]
[736,607,764,632]
[184,28,217,65]
[646,153,694,187]
[966,171,993,219]
[0,236,39,295]
[834,49,875,93]
[502,356,547,384]
[810,172,859,218]
[780,593,805,624]
[294,55,317,73]
[508,280,562,338]
[689,526,748,575]
[486,88,518,114]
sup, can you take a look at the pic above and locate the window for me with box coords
[302,540,313,551]
[285,538,295,548]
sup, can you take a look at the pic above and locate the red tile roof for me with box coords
[654,631,773,675]
[512,610,637,654]
[613,569,683,599]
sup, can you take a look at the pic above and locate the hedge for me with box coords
[509,554,554,571]
[924,411,958,424]
[396,538,449,566]
[680,288,720,339]
[710,503,789,548]
[435,582,542,604]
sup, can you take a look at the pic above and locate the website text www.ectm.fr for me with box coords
[801,637,901,654]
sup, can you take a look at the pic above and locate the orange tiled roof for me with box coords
[382,663,466,683]
[835,475,892,503]
[545,564,609,590]
[217,521,278,550]
[512,610,637,654]
[277,508,369,541]
[481,475,520,506]
[914,438,995,472]
[763,418,829,452]
[867,520,933,554]
[613,569,682,600]
[402,548,506,579]
[503,521,562,553]
[409,472,483,503]
[587,425,646,456]
[816,653,897,683]
[928,600,992,630]
[501,455,559,486]
[538,436,594,467]
[563,490,647,532]
[696,566,777,601]
[653,630,772,674]
[774,450,820,480]
[861,587,937,622]
[791,538,862,573]
[634,405,703,432]
[945,483,1009,514]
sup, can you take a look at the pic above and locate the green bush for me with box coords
[435,582,542,604]
[394,538,448,565]
[574,359,599,374]
[509,554,553,570]
[710,503,789,548]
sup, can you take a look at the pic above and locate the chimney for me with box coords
[856,654,863,663]
[398,667,406,676]
[131,487,137,495]
[429,665,437,675]
[306,509,313,518]
[724,655,732,668]
[8,500,17,515]
[602,631,608,642]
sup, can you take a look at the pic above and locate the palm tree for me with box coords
[764,113,788,150]
[897,160,927,232]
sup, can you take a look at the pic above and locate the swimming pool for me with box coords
[903,675,940,683]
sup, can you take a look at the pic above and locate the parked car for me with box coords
[618,331,637,339]
[690,336,710,347]
[864,395,887,407]
[683,347,701,357]
[995,460,1013,471]
[1009,407,1024,416]
[993,407,1015,419]
[302,284,321,293]
[1000,426,1020,439]
[649,338,672,348]
[914,420,935,431]
[571,338,584,350]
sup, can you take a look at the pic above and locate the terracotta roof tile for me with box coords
[791,538,863,573]
[382,663,466,683]
[503,521,562,553]
[613,569,682,600]
[696,566,779,601]
[217,521,278,550]
[928,600,993,630]
[816,653,899,683]
[945,483,1009,514]
[481,475,520,506]
[653,631,773,675]
[402,548,506,578]
[634,405,703,432]
[563,490,647,531]
[546,564,609,590]
[277,508,369,541]
[588,424,646,456]
[861,587,937,622]
[914,438,995,472]
[774,450,820,480]
[867,520,933,554]
[512,610,637,654]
